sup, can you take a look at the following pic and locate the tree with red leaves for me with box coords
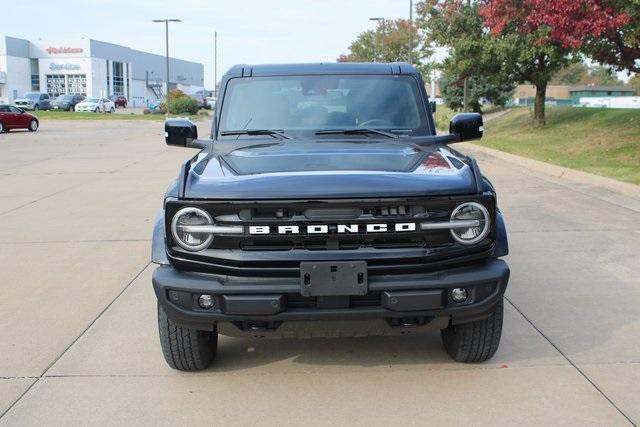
[479,0,629,125]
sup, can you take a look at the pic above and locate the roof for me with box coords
[569,85,635,93]
[225,62,419,77]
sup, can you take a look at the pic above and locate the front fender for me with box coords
[494,210,509,258]
[151,210,169,265]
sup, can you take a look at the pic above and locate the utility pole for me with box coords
[152,18,181,116]
[214,31,218,99]
[408,0,413,65]
[463,77,468,111]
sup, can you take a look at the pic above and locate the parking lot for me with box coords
[0,120,638,425]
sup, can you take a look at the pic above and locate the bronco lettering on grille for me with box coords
[248,223,416,235]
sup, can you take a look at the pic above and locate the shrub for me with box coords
[168,96,200,115]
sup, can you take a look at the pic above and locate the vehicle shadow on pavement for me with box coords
[200,301,562,373]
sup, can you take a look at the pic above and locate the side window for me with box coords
[0,106,9,113]
[8,106,22,113]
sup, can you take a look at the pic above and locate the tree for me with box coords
[630,74,640,94]
[550,62,590,85]
[582,0,639,74]
[338,19,432,76]
[479,0,628,125]
[417,1,515,112]
[583,65,623,86]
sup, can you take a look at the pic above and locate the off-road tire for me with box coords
[441,298,503,363]
[157,303,218,371]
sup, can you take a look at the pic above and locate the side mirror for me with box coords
[165,118,209,149]
[430,101,437,113]
[449,112,483,142]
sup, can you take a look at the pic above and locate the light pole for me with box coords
[152,18,181,116]
[369,17,385,62]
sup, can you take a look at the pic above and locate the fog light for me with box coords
[450,288,468,303]
[198,294,215,309]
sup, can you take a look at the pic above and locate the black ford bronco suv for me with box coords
[152,63,510,371]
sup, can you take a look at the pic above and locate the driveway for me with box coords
[0,121,638,425]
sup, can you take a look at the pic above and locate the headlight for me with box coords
[171,207,214,251]
[450,202,490,245]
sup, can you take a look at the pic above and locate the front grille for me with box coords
[166,196,496,277]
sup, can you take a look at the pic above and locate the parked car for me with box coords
[153,62,510,371]
[13,92,51,111]
[109,95,128,108]
[204,96,216,110]
[0,104,39,133]
[75,97,115,113]
[51,94,85,111]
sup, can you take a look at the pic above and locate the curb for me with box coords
[459,142,640,200]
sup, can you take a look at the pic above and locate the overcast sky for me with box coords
[3,0,416,88]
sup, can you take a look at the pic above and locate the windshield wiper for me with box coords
[220,129,291,139]
[315,128,398,139]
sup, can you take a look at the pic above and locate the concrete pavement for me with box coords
[0,121,638,425]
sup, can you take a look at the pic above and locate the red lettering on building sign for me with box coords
[46,47,84,54]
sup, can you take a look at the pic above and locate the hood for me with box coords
[182,140,478,200]
[14,98,33,103]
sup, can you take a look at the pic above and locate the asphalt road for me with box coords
[0,120,638,426]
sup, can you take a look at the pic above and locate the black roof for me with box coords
[224,62,419,77]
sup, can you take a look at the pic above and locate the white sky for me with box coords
[4,0,416,88]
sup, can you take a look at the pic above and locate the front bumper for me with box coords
[153,259,509,333]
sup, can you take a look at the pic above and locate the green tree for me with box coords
[551,62,590,85]
[583,65,623,86]
[338,19,432,76]
[417,1,515,112]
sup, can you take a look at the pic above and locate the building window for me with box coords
[30,59,40,91]
[67,74,87,96]
[46,74,66,97]
[106,60,110,96]
[113,61,124,95]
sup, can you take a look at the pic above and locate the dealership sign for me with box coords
[49,63,81,71]
[46,47,83,54]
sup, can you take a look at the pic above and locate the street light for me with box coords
[152,18,181,116]
[369,17,385,62]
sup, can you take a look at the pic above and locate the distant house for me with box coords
[511,85,572,106]
[569,86,636,102]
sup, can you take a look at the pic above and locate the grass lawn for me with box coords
[31,110,210,121]
[478,107,640,185]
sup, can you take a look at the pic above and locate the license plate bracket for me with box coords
[300,261,367,297]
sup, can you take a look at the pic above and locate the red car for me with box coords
[0,105,39,133]
[110,95,128,108]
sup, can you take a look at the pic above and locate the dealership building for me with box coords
[0,35,204,107]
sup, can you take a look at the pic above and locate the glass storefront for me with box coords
[113,61,124,95]
[46,74,66,97]
[67,74,87,95]
[46,74,87,97]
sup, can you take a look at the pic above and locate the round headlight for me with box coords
[171,207,214,251]
[450,202,490,245]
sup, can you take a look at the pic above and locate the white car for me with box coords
[75,97,115,113]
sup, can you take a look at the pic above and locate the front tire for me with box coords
[158,303,218,371]
[33,104,39,111]
[441,298,503,363]
[0,122,4,133]
[28,119,38,132]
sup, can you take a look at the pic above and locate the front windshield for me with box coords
[218,75,429,138]
[24,93,40,99]
[85,98,100,103]
[57,95,73,101]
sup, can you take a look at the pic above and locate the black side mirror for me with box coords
[449,112,483,142]
[165,118,210,149]
[430,101,437,113]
